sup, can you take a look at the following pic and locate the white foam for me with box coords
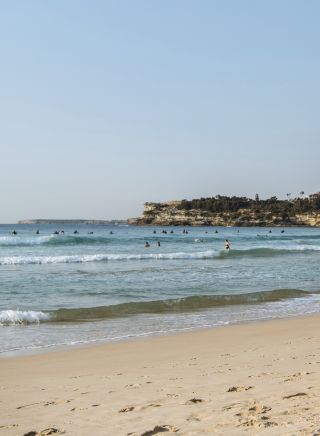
[0,250,218,265]
[0,310,50,326]
[0,235,54,246]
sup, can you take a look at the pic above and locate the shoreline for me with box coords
[2,308,319,359]
[2,314,320,434]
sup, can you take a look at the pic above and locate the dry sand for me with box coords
[1,315,320,435]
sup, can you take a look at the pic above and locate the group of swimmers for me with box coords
[145,241,161,248]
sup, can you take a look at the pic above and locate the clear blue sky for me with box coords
[1,0,319,222]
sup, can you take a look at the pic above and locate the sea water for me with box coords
[1,224,320,356]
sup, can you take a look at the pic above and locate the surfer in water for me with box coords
[224,239,231,251]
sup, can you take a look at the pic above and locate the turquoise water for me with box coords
[1,224,320,356]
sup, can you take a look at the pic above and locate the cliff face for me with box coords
[131,202,320,227]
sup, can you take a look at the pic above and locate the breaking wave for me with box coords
[0,235,113,247]
[0,250,217,265]
[1,245,319,265]
[0,310,50,326]
[0,289,315,325]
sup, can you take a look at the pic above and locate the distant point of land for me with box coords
[17,219,128,225]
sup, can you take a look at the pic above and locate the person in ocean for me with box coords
[144,241,150,248]
[224,239,231,250]
[12,230,17,235]
[157,241,161,247]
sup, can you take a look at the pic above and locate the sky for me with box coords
[0,0,319,222]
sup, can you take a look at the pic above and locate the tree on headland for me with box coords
[176,194,320,214]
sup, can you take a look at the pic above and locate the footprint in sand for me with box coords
[140,425,179,435]
[283,392,308,399]
[0,425,19,430]
[44,400,71,407]
[119,406,135,413]
[23,428,65,436]
[186,413,201,422]
[239,418,278,428]
[125,383,142,389]
[184,398,204,405]
[140,403,162,411]
[227,386,253,393]
[236,402,276,429]
[283,372,311,382]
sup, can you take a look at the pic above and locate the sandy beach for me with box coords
[1,315,320,435]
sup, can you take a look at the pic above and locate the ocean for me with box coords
[1,223,320,356]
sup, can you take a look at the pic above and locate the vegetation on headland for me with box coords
[177,194,320,214]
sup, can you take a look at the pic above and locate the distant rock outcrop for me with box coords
[130,201,320,227]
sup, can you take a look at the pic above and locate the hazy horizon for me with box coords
[1,1,319,223]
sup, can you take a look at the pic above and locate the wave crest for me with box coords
[1,289,314,326]
[0,310,50,326]
[0,250,217,265]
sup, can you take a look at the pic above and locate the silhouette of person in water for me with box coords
[145,241,150,248]
[54,230,59,235]
[73,230,79,234]
[157,241,161,247]
[12,230,17,235]
[224,239,231,250]
[36,230,39,235]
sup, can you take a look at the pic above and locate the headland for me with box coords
[130,194,320,227]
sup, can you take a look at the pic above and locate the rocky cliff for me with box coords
[130,201,320,227]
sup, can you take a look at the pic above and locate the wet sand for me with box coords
[1,315,320,435]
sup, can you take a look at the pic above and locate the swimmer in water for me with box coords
[224,239,231,250]
[145,241,150,248]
